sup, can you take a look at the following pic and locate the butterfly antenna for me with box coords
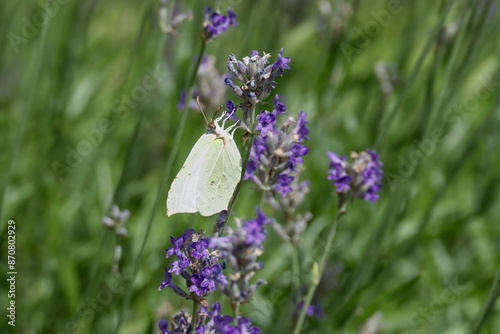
[196,96,209,125]
[214,104,223,120]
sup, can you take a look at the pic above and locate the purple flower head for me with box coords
[159,229,226,301]
[163,298,260,333]
[213,315,260,334]
[208,207,269,302]
[245,108,309,198]
[203,7,238,42]
[326,149,383,203]
[226,50,291,127]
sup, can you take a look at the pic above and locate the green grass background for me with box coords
[1,0,500,333]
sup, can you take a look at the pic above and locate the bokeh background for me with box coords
[1,0,500,333]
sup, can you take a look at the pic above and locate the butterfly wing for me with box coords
[197,136,242,216]
[166,133,216,216]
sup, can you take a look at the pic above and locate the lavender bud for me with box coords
[101,216,115,228]
[101,205,130,237]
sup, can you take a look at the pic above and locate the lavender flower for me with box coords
[158,301,260,334]
[159,318,171,334]
[225,49,290,127]
[212,315,260,334]
[101,204,130,236]
[244,96,309,198]
[101,205,130,273]
[208,208,271,302]
[327,149,383,203]
[202,7,238,42]
[159,229,227,301]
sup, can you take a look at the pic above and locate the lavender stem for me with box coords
[293,200,347,334]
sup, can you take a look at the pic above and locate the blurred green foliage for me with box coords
[1,0,500,333]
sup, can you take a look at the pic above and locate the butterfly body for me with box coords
[167,116,241,217]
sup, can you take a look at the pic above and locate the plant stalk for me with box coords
[293,199,347,334]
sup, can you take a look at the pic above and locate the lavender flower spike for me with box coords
[226,49,291,127]
[202,7,239,42]
[245,97,310,198]
[159,229,227,301]
[208,207,270,303]
[327,149,383,203]
[159,301,260,334]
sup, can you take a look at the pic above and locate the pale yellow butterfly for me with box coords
[167,100,241,216]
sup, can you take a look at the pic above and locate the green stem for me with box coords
[291,244,300,297]
[233,301,240,325]
[293,200,347,334]
[114,40,206,334]
[192,301,199,333]
[222,105,257,232]
[471,266,500,334]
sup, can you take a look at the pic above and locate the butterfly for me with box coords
[167,101,241,217]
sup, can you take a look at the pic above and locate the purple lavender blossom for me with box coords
[271,48,291,70]
[159,319,171,334]
[159,301,260,334]
[244,96,309,197]
[275,174,295,196]
[203,7,238,42]
[159,229,227,301]
[208,208,270,302]
[225,49,291,127]
[327,149,383,203]
[213,315,260,334]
